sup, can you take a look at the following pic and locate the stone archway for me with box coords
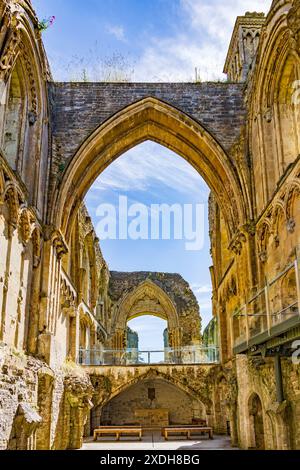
[98,378,207,428]
[107,272,202,352]
[89,367,213,434]
[51,97,247,242]
[248,393,265,450]
[112,279,181,350]
[117,279,178,327]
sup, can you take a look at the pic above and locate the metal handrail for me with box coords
[232,253,300,346]
[78,346,220,366]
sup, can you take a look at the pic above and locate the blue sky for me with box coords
[33,0,272,348]
[85,143,212,345]
[33,0,271,82]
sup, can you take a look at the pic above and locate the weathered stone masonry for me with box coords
[0,0,300,450]
[49,82,246,160]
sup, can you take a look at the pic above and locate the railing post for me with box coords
[265,282,271,335]
[295,246,300,318]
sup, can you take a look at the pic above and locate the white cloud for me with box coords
[44,0,272,82]
[134,0,272,82]
[106,24,126,42]
[92,142,209,200]
[191,284,212,294]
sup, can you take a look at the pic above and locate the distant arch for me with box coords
[115,279,179,331]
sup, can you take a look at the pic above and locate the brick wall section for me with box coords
[48,82,246,165]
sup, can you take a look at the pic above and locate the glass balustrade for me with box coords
[78,346,220,366]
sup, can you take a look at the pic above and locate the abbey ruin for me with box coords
[0,0,299,450]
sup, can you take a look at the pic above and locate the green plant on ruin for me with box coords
[64,42,135,82]
[58,163,65,173]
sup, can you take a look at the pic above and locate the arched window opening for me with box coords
[2,62,27,171]
[248,393,265,450]
[127,315,167,364]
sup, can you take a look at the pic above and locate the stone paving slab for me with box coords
[82,433,238,450]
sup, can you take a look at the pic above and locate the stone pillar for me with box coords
[38,227,68,365]
[267,401,291,450]
[27,230,42,355]
[229,407,239,447]
[36,369,55,450]
[68,310,80,362]
[64,374,93,449]
[0,227,13,342]
[168,327,182,349]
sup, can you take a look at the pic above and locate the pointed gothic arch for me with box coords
[115,279,179,330]
[51,97,247,243]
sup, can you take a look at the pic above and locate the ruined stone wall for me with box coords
[0,154,42,355]
[0,344,93,450]
[208,0,300,363]
[247,1,300,216]
[0,0,300,452]
[108,271,202,348]
[235,355,300,450]
[0,0,51,218]
[101,379,206,426]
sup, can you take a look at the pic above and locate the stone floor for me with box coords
[82,432,238,450]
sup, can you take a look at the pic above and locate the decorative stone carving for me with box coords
[229,229,247,255]
[258,250,267,263]
[60,276,77,316]
[19,41,38,116]
[223,12,265,82]
[263,107,273,122]
[0,1,21,82]
[286,217,296,233]
[287,0,300,50]
[18,208,32,244]
[51,229,68,259]
[4,185,19,227]
[32,227,42,267]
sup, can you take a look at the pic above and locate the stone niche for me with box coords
[100,378,206,427]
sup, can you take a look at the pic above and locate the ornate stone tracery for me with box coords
[0,1,21,83]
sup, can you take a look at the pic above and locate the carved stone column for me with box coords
[168,327,182,349]
[0,186,19,342]
[38,227,68,365]
[27,228,42,355]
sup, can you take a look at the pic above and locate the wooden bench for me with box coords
[163,426,213,441]
[161,425,209,436]
[93,426,142,441]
